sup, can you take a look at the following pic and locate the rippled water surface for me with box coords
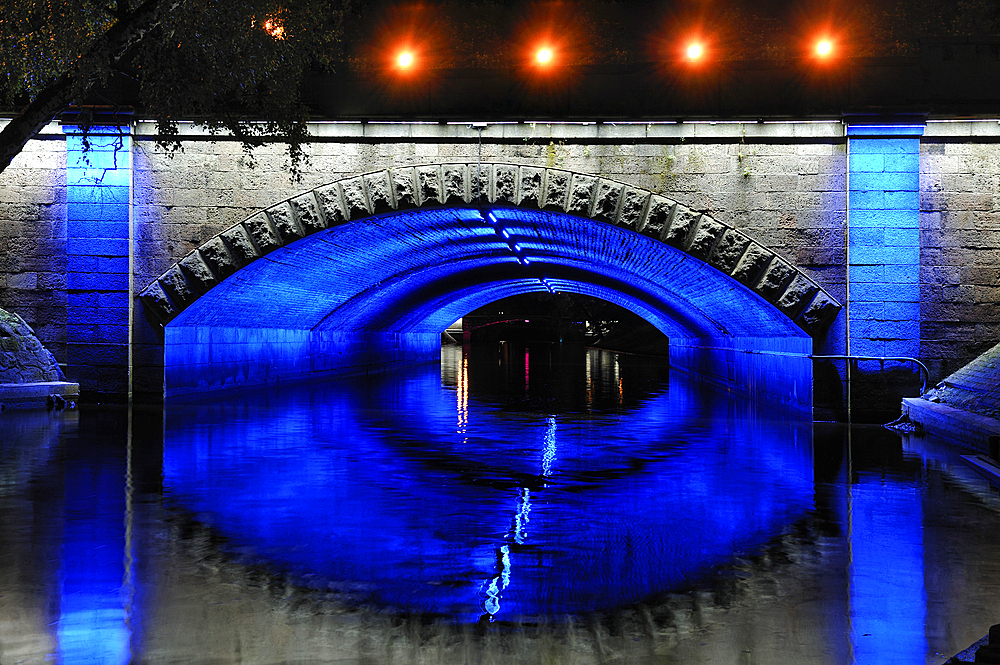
[1,344,999,664]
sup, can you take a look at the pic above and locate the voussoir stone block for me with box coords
[266,202,304,244]
[417,165,443,205]
[391,168,418,209]
[639,196,676,240]
[243,212,281,255]
[617,187,649,231]
[688,218,727,261]
[756,258,797,302]
[442,164,467,205]
[493,165,518,205]
[543,169,571,211]
[340,177,370,219]
[519,167,544,208]
[290,192,326,235]
[159,264,197,307]
[732,243,774,286]
[797,292,840,334]
[664,206,700,249]
[197,236,239,279]
[314,183,348,225]
[179,251,218,293]
[709,229,751,275]
[220,225,259,265]
[592,180,623,224]
[776,274,820,317]
[138,281,179,324]
[365,171,395,214]
[567,174,597,216]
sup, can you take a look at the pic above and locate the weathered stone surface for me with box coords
[314,183,348,225]
[198,236,239,279]
[442,164,467,205]
[416,166,443,205]
[663,206,700,248]
[732,243,774,286]
[617,187,648,230]
[543,169,570,210]
[756,258,797,302]
[0,308,63,384]
[567,174,596,216]
[159,264,197,307]
[179,251,218,293]
[639,196,676,239]
[266,202,304,244]
[138,281,180,324]
[242,212,281,255]
[687,218,727,260]
[390,169,418,209]
[709,230,751,275]
[592,179,623,224]
[493,165,517,205]
[290,192,326,235]
[469,165,487,203]
[364,171,395,214]
[220,225,259,265]
[776,274,820,316]
[519,167,544,208]
[340,177,370,219]
[797,292,840,334]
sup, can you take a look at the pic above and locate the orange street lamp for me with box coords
[537,48,553,64]
[686,43,703,60]
[816,40,832,56]
[398,51,413,67]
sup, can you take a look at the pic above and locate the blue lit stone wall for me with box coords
[63,125,131,397]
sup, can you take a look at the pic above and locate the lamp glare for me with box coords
[687,43,702,60]
[537,48,552,64]
[817,40,832,56]
[398,52,413,67]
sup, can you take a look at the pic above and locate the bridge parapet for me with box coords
[138,163,841,336]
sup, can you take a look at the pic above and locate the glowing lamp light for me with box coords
[537,48,553,64]
[686,43,703,60]
[816,40,832,56]
[398,52,413,67]
[262,18,285,40]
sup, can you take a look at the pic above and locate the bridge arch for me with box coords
[138,163,840,399]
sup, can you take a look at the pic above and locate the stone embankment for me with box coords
[0,308,78,410]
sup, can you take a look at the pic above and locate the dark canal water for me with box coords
[1,344,999,664]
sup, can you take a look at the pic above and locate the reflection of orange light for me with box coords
[398,52,413,67]
[817,40,832,56]
[537,48,553,64]
[686,43,702,60]
[263,18,285,40]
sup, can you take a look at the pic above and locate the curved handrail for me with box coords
[810,355,930,394]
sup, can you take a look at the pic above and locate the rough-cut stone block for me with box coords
[220,225,259,265]
[198,236,239,279]
[340,177,370,219]
[314,183,348,225]
[138,281,179,324]
[518,167,544,208]
[364,171,394,214]
[493,165,517,205]
[732,243,774,286]
[266,202,304,244]
[664,206,700,248]
[391,168,418,209]
[617,187,649,230]
[543,169,570,211]
[592,180,623,224]
[179,251,218,293]
[567,174,597,216]
[290,192,326,235]
[416,165,443,206]
[709,230,751,275]
[797,292,841,335]
[776,274,820,316]
[639,196,676,240]
[687,218,727,260]
[756,258,796,302]
[442,164,467,205]
[242,212,281,255]
[159,265,197,307]
[469,165,487,203]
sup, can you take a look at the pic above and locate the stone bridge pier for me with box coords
[1,117,998,419]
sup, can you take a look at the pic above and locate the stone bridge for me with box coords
[1,118,998,410]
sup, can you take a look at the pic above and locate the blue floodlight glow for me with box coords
[164,206,811,398]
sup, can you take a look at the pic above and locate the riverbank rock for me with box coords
[0,309,64,384]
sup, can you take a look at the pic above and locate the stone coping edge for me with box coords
[902,397,1000,452]
[0,382,80,411]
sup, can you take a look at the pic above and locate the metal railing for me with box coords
[810,355,930,394]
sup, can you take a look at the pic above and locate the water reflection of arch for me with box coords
[162,354,815,621]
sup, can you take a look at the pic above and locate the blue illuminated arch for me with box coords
[137,164,841,397]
